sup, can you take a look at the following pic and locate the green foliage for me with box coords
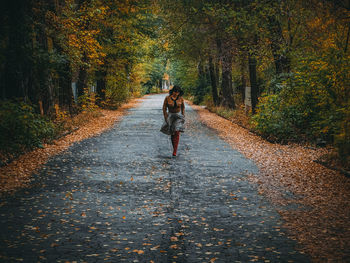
[212,107,237,121]
[251,93,302,142]
[0,101,55,155]
[334,117,350,165]
[103,72,130,109]
[252,48,350,151]
[145,86,162,94]
[202,94,215,108]
[193,83,211,105]
[0,0,348,166]
[143,57,166,90]
[78,90,99,112]
[169,60,198,97]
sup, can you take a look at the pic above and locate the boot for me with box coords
[172,131,180,156]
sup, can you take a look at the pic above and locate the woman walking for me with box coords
[161,85,185,156]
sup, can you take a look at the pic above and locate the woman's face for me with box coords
[173,90,180,96]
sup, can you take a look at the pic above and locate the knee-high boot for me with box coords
[172,131,180,156]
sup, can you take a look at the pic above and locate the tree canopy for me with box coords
[0,0,349,163]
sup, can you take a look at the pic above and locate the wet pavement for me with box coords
[0,94,309,262]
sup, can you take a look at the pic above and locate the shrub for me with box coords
[334,109,350,165]
[251,94,301,142]
[78,90,99,112]
[103,73,130,109]
[0,100,55,156]
[252,48,350,162]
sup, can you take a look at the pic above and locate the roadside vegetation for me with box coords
[157,0,349,171]
[0,0,166,165]
[0,0,349,171]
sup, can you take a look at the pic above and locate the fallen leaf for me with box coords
[132,249,144,254]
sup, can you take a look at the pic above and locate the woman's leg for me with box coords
[171,134,175,148]
[172,131,180,156]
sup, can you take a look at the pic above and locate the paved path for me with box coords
[0,94,309,262]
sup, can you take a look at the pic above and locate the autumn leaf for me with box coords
[170,236,178,242]
[150,245,160,251]
[132,249,144,254]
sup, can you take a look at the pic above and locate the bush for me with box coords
[78,90,99,112]
[251,93,304,142]
[103,73,130,109]
[147,86,161,94]
[252,48,350,161]
[0,100,55,156]
[334,110,350,165]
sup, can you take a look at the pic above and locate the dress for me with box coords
[160,113,185,135]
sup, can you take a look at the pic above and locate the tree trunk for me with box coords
[217,38,235,109]
[77,67,87,99]
[96,70,106,105]
[248,55,258,114]
[195,58,208,104]
[268,16,290,75]
[208,54,219,106]
[345,22,350,53]
[215,56,220,91]
[239,55,247,104]
[221,51,235,109]
[60,62,74,114]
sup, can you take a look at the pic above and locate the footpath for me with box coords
[0,94,348,262]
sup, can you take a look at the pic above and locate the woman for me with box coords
[161,85,185,156]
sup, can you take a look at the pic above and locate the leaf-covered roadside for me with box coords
[190,102,350,262]
[0,98,142,195]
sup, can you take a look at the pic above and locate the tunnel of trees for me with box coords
[0,0,349,166]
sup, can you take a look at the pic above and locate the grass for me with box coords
[206,103,253,130]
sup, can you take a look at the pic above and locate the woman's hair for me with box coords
[169,85,184,96]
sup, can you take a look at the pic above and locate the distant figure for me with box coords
[160,85,185,156]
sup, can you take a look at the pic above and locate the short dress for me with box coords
[160,96,185,135]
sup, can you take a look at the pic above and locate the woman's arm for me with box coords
[162,97,168,121]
